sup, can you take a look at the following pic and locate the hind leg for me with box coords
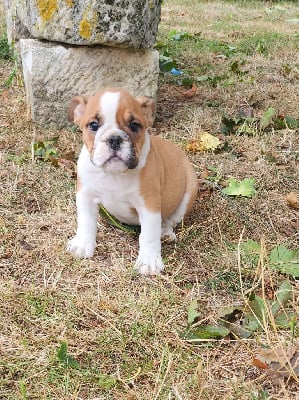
[161,192,191,243]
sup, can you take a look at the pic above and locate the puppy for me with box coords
[67,87,198,275]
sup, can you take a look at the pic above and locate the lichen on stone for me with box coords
[36,0,58,21]
[79,18,92,39]
[64,0,73,7]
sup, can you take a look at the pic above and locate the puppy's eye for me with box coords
[88,121,100,132]
[130,121,141,133]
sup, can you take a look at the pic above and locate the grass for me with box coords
[1,0,299,399]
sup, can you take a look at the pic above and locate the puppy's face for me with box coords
[68,88,155,173]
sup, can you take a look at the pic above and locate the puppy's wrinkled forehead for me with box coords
[84,89,146,127]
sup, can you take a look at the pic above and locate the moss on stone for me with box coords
[37,0,58,21]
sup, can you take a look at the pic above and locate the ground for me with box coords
[0,1,298,399]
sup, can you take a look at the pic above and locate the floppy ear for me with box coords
[68,96,88,125]
[136,96,155,128]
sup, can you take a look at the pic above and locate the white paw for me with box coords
[135,253,164,276]
[161,227,177,243]
[67,236,96,258]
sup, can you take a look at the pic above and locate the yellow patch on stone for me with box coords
[37,0,58,21]
[79,18,92,39]
[64,0,73,6]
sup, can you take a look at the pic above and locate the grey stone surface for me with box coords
[7,0,161,49]
[20,38,159,128]
[5,0,31,45]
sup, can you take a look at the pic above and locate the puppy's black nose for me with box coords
[108,135,123,151]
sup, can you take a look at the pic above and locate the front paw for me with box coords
[67,236,96,258]
[135,252,164,276]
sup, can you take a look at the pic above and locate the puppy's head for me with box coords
[68,88,155,173]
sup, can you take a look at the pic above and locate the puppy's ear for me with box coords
[136,96,155,128]
[68,96,88,125]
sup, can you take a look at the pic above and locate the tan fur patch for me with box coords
[115,89,148,162]
[140,136,197,218]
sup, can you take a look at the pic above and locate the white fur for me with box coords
[67,189,98,257]
[100,91,119,125]
[135,210,164,275]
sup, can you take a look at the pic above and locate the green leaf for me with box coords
[239,239,261,257]
[284,115,299,129]
[222,178,256,198]
[243,313,261,332]
[248,293,267,326]
[181,325,230,341]
[57,341,79,368]
[196,75,209,83]
[237,120,257,135]
[187,299,200,325]
[270,280,292,316]
[274,311,293,328]
[97,374,116,389]
[260,107,276,130]
[159,53,176,72]
[269,245,299,278]
[33,139,58,161]
[242,293,268,332]
[220,116,238,134]
[168,30,192,41]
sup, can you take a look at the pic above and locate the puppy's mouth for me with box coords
[90,154,123,168]
[106,153,124,163]
[90,152,138,170]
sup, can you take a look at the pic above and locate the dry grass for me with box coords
[0,1,299,399]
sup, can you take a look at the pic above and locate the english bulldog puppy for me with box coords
[67,87,198,275]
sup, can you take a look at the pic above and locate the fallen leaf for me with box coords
[183,84,198,98]
[199,168,210,180]
[222,177,256,198]
[200,132,221,150]
[286,192,299,209]
[1,89,9,101]
[253,346,299,381]
[217,306,252,339]
[186,132,221,153]
[58,158,76,168]
[181,325,230,341]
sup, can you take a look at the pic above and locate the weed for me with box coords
[0,34,10,60]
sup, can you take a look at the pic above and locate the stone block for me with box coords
[20,38,159,128]
[7,0,161,49]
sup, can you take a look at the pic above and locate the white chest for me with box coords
[77,146,142,225]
